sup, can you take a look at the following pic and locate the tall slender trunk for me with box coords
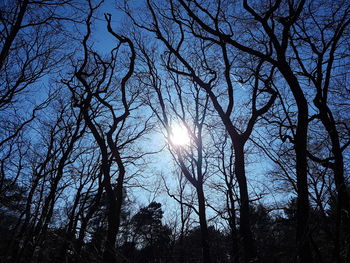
[196,184,211,263]
[228,185,239,263]
[59,186,83,262]
[101,164,118,263]
[0,0,28,69]
[279,63,312,263]
[76,183,103,259]
[294,111,311,263]
[315,101,350,261]
[179,186,186,263]
[316,103,350,215]
[102,144,126,263]
[233,142,257,263]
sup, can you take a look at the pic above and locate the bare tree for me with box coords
[287,2,350,260]
[64,2,149,261]
[132,1,310,262]
[137,42,214,262]
[122,3,277,260]
[0,0,82,147]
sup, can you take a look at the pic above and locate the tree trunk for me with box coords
[279,63,312,263]
[233,142,257,263]
[315,101,350,261]
[228,185,240,263]
[196,184,211,263]
[102,164,118,263]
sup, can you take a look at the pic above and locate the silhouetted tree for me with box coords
[64,2,149,261]
[131,202,172,262]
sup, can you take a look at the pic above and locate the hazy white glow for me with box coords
[170,124,190,146]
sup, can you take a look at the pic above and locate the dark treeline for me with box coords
[1,0,350,263]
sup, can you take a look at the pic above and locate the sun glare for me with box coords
[170,124,190,146]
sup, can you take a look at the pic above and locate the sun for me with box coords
[170,124,190,146]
